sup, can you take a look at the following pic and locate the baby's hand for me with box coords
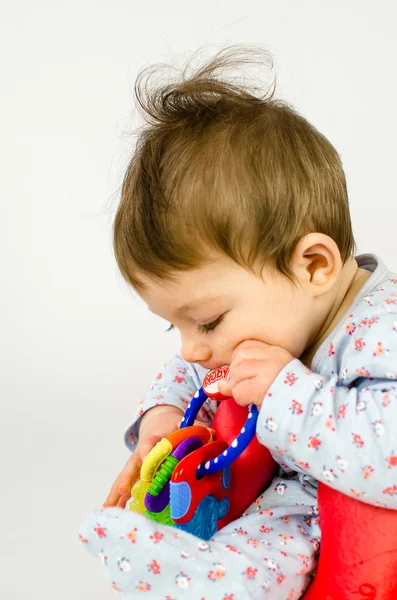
[103,405,206,508]
[218,339,293,409]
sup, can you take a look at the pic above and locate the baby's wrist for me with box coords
[139,404,184,436]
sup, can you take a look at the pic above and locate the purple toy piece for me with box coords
[144,437,204,513]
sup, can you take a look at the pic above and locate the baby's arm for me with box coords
[256,311,397,508]
[104,354,215,507]
[123,353,217,454]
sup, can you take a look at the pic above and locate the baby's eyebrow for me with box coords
[175,296,221,314]
[148,295,221,316]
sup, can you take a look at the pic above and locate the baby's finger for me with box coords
[116,492,132,509]
[103,454,140,505]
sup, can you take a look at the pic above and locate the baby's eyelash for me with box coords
[164,315,225,335]
[198,315,225,334]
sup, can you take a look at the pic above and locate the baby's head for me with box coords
[113,46,356,368]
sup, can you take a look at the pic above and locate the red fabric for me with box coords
[302,483,397,600]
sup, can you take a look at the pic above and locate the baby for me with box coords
[79,46,397,599]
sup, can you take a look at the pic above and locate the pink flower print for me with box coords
[99,551,108,566]
[325,414,336,432]
[354,338,366,351]
[290,399,303,415]
[338,403,347,419]
[298,461,310,470]
[297,554,310,574]
[245,567,258,580]
[280,550,288,557]
[156,372,163,380]
[176,367,187,375]
[362,465,374,479]
[372,420,385,437]
[150,531,164,544]
[136,581,151,592]
[386,298,397,305]
[94,524,107,538]
[284,372,297,386]
[174,375,185,384]
[247,537,260,548]
[386,452,397,469]
[287,590,296,600]
[259,508,274,516]
[356,367,370,377]
[336,455,348,472]
[208,563,226,581]
[288,432,297,445]
[308,434,322,451]
[223,594,235,600]
[282,516,290,524]
[279,534,294,546]
[382,393,391,408]
[358,318,368,329]
[352,433,364,448]
[345,322,356,335]
[123,528,138,543]
[309,538,320,551]
[367,316,379,327]
[277,573,286,584]
[233,527,248,535]
[390,278,397,284]
[225,545,241,554]
[260,525,274,534]
[147,560,160,575]
[328,343,335,357]
[111,581,121,592]
[78,533,88,544]
[138,408,144,417]
[383,485,397,496]
[350,489,366,500]
[373,341,389,357]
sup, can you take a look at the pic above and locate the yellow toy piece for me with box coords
[128,479,151,513]
[140,438,173,482]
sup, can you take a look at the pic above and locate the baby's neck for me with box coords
[300,258,372,369]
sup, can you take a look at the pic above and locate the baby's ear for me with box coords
[293,233,342,293]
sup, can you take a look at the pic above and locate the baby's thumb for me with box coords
[139,435,162,461]
[218,379,233,397]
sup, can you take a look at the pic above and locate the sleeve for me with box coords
[255,311,397,508]
[124,353,218,452]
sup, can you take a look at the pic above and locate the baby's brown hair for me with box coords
[114,45,356,293]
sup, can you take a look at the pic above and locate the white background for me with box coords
[1,1,396,598]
